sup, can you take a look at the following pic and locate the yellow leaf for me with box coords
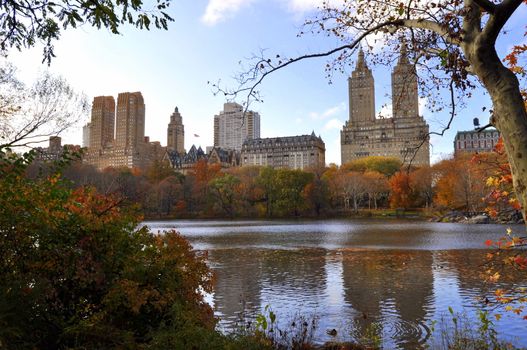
[495,314,502,321]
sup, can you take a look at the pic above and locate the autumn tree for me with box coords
[389,171,416,209]
[322,164,342,210]
[411,166,434,208]
[363,170,389,209]
[188,159,222,215]
[0,149,215,348]
[342,156,402,177]
[433,155,487,213]
[302,166,330,216]
[343,171,369,212]
[227,166,262,217]
[475,138,522,218]
[221,0,527,223]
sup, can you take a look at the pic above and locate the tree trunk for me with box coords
[464,40,527,226]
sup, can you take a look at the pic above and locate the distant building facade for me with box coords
[34,136,81,162]
[454,129,500,154]
[85,92,166,170]
[241,132,325,170]
[213,102,260,151]
[165,145,240,174]
[167,106,185,153]
[82,123,91,148]
[89,96,115,151]
[341,45,430,166]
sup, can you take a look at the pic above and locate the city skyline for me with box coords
[5,2,527,165]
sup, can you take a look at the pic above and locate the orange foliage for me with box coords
[389,171,414,209]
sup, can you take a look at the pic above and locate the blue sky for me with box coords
[7,0,527,165]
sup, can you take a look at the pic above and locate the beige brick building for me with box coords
[341,45,430,167]
[241,132,325,170]
[85,92,165,170]
[89,96,115,151]
[213,102,260,151]
[167,106,185,153]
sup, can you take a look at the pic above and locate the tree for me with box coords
[342,156,402,177]
[363,170,389,209]
[209,174,241,217]
[433,155,486,213]
[1,0,173,64]
[227,166,262,217]
[0,61,88,148]
[188,160,222,215]
[0,150,215,348]
[389,171,415,209]
[221,0,527,223]
[256,166,278,217]
[274,169,314,216]
[410,166,434,209]
[302,166,330,216]
[322,164,342,210]
[341,171,368,213]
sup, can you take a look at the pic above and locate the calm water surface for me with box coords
[145,219,527,349]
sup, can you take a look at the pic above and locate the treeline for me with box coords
[34,148,516,219]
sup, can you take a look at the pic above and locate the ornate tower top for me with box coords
[392,39,419,119]
[348,45,376,123]
[168,106,185,153]
[398,39,409,64]
[357,46,366,68]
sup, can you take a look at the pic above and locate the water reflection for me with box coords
[341,250,434,349]
[145,220,527,349]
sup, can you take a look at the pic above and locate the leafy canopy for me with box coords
[1,0,174,64]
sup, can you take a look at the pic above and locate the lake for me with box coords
[145,219,527,349]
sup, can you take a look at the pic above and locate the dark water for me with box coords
[145,219,527,349]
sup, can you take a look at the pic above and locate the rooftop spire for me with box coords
[357,44,366,69]
[398,38,409,64]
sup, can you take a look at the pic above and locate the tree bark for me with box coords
[464,39,527,225]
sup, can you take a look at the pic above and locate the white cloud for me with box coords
[286,0,321,13]
[202,0,255,26]
[324,118,343,131]
[309,102,345,120]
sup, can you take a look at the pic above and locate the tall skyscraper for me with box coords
[391,44,419,119]
[348,48,375,123]
[85,92,165,170]
[82,123,91,148]
[115,92,145,151]
[167,106,185,153]
[341,43,430,166]
[89,96,115,151]
[213,102,260,151]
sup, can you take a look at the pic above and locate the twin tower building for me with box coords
[341,44,430,166]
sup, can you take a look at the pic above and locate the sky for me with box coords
[6,0,527,165]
